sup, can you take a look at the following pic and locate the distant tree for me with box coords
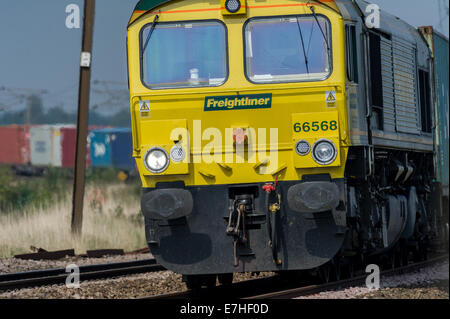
[0,111,24,125]
[109,109,131,127]
[88,109,108,126]
[1,100,130,128]
[26,94,45,124]
[46,104,76,124]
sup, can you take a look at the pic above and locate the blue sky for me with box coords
[0,0,448,114]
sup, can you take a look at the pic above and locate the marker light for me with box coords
[144,147,169,173]
[312,139,337,165]
[170,145,186,163]
[225,0,241,13]
[295,140,311,156]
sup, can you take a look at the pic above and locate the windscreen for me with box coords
[141,21,227,89]
[244,16,332,83]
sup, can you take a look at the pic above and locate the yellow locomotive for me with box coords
[127,0,448,288]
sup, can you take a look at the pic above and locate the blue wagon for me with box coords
[89,128,135,171]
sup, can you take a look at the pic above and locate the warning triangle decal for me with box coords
[327,92,336,101]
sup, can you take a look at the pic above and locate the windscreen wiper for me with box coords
[309,6,330,53]
[308,0,341,15]
[296,18,310,74]
[142,14,159,53]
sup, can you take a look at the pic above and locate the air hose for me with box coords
[263,176,282,265]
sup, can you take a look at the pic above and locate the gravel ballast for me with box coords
[358,279,449,299]
[1,256,447,299]
[296,259,449,299]
[0,253,153,274]
[0,269,274,299]
[0,271,183,299]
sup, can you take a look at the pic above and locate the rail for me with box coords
[0,258,165,292]
[143,254,448,299]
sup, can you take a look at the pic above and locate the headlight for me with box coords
[312,139,337,165]
[225,0,241,13]
[144,147,169,173]
[295,140,310,156]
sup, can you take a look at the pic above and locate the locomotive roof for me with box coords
[134,0,173,12]
[132,0,429,47]
[341,0,424,43]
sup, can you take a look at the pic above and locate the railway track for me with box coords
[144,254,448,300]
[0,258,165,292]
[2,253,446,298]
[246,254,449,299]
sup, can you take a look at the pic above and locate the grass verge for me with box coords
[0,174,146,258]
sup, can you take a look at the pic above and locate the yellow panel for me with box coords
[140,119,187,145]
[292,112,341,168]
[140,119,189,176]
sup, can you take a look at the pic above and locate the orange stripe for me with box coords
[134,7,223,14]
[247,0,335,9]
[134,1,336,14]
[247,3,319,9]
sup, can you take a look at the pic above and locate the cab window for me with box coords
[244,15,332,84]
[141,20,228,89]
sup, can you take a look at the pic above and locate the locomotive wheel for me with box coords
[347,259,355,278]
[218,273,233,286]
[413,240,428,262]
[319,263,331,283]
[398,242,409,267]
[389,251,396,269]
[358,254,366,272]
[332,257,342,281]
[278,270,305,283]
[413,244,421,262]
[421,244,428,261]
[204,275,217,289]
[185,275,217,290]
[185,275,202,290]
[399,246,408,267]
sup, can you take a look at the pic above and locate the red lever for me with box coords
[263,175,280,193]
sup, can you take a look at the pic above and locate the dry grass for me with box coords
[0,184,146,258]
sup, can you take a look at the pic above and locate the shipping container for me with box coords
[110,129,135,170]
[89,128,135,171]
[29,125,76,167]
[89,129,112,168]
[0,125,31,165]
[60,126,108,169]
[60,127,77,169]
[30,125,103,169]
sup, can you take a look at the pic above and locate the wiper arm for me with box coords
[296,17,310,74]
[309,6,330,53]
[308,0,341,15]
[142,15,159,53]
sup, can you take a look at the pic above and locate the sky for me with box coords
[0,0,448,114]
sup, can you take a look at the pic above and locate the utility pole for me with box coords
[72,0,95,235]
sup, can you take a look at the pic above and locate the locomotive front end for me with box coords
[127,0,349,284]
